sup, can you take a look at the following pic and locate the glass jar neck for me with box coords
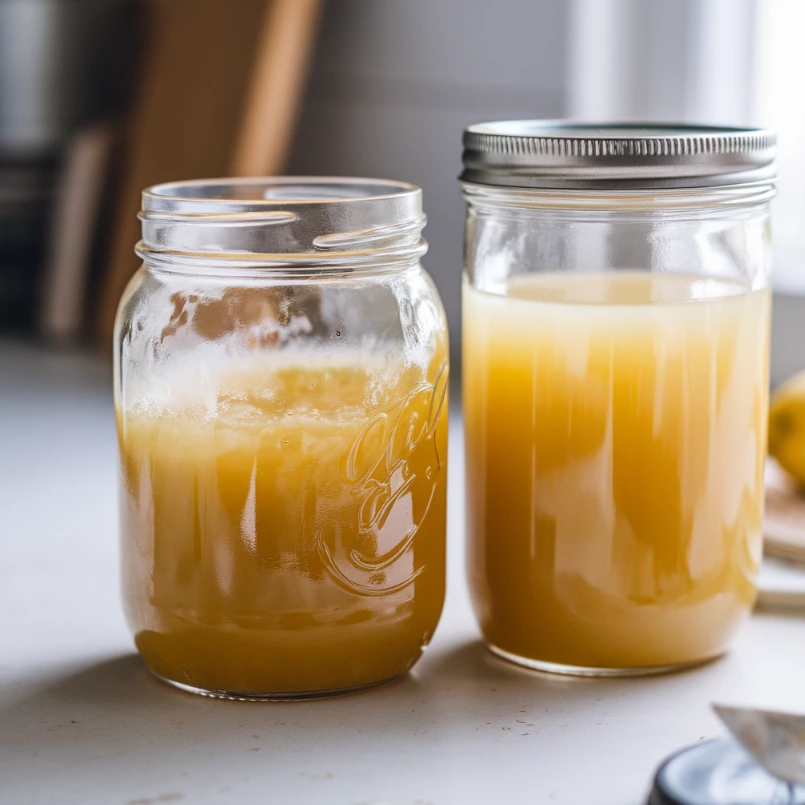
[138,177,427,278]
[461,179,773,293]
[460,180,776,217]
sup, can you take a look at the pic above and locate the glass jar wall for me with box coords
[460,123,776,676]
[115,178,449,699]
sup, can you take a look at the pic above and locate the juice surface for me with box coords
[119,354,448,694]
[463,272,769,670]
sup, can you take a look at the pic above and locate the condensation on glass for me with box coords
[114,178,449,699]
[460,123,776,676]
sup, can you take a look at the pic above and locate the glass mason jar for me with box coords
[114,178,449,699]
[460,123,776,676]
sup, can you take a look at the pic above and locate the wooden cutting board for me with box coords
[764,459,805,565]
[757,460,805,611]
[94,0,322,348]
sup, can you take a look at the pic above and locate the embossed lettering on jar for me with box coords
[115,178,449,699]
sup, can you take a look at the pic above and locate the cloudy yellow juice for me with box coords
[463,272,769,672]
[119,354,448,695]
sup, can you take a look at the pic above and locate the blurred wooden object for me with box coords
[754,460,805,612]
[757,557,805,611]
[764,458,805,565]
[231,0,322,176]
[95,0,322,346]
[39,122,116,343]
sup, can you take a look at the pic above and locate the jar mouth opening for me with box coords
[143,176,422,212]
[139,177,427,271]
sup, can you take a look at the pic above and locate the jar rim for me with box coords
[143,176,422,213]
[138,176,427,272]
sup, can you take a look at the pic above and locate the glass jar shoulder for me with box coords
[114,263,448,415]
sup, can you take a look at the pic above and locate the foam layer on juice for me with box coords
[463,272,769,669]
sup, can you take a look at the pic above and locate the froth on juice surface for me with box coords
[118,351,448,694]
[463,272,769,670]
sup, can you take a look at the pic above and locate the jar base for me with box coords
[150,670,402,701]
[487,642,723,678]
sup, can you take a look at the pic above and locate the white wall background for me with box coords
[290,0,805,385]
[289,0,569,363]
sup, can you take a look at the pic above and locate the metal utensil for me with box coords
[714,704,805,785]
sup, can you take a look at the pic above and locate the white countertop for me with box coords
[2,341,805,805]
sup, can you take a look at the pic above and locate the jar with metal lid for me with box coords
[114,177,449,699]
[460,123,776,676]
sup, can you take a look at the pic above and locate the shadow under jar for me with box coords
[460,123,776,676]
[114,178,449,699]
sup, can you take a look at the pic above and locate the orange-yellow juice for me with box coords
[463,272,769,672]
[119,354,448,695]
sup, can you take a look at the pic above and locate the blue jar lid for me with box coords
[649,739,805,805]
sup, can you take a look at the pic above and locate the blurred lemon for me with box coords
[769,371,805,485]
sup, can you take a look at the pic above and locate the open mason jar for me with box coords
[114,178,449,699]
[460,123,776,676]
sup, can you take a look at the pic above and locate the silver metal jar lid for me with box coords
[460,121,777,190]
